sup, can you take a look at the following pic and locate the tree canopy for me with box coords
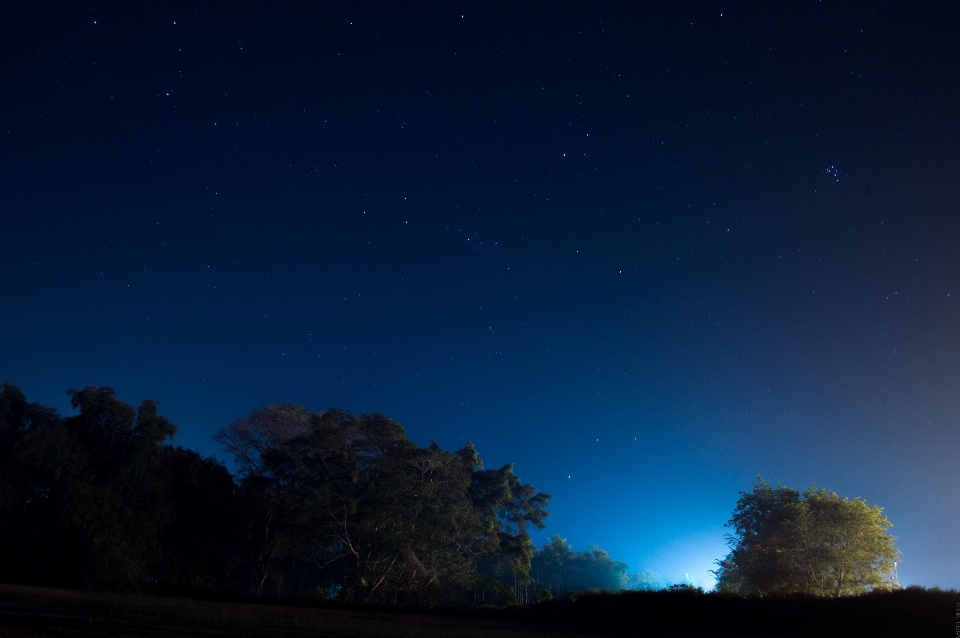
[0,383,242,593]
[530,534,629,597]
[215,404,551,604]
[12,382,901,605]
[0,384,554,605]
[714,478,899,597]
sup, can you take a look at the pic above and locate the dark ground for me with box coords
[0,583,566,638]
[0,584,953,638]
[506,587,955,637]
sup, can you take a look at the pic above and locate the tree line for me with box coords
[0,384,634,603]
[0,383,901,603]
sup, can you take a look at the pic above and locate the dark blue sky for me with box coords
[3,1,958,589]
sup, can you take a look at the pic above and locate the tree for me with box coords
[533,534,574,596]
[530,536,628,596]
[715,478,899,597]
[157,446,244,596]
[1,384,241,594]
[214,404,312,596]
[6,387,177,589]
[622,570,667,591]
[469,462,549,604]
[215,404,550,604]
[3,385,552,605]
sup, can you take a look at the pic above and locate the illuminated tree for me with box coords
[715,478,899,597]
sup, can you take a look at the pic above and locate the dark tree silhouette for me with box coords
[531,534,628,597]
[0,384,241,593]
[215,404,550,603]
[2,385,560,604]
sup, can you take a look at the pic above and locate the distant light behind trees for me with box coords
[622,570,669,591]
[3,383,900,605]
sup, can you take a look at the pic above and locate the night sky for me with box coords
[2,2,958,590]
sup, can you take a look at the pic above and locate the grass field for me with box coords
[505,587,957,637]
[0,583,953,638]
[0,584,581,638]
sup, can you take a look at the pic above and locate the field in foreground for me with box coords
[0,584,577,638]
[506,587,955,637]
[0,583,954,638]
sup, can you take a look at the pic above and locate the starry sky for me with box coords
[2,2,959,590]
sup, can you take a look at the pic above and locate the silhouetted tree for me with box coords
[158,446,244,595]
[470,461,550,604]
[0,384,242,593]
[0,383,62,583]
[532,534,573,596]
[531,535,628,596]
[2,385,551,605]
[215,405,550,603]
[214,404,312,596]
[622,569,667,591]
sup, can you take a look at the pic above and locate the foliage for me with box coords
[0,383,242,593]
[214,404,550,604]
[0,382,671,606]
[530,535,628,597]
[622,569,668,591]
[714,477,899,597]
[0,385,551,604]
